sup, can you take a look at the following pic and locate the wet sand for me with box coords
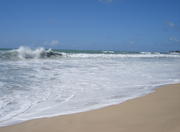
[0,84,180,132]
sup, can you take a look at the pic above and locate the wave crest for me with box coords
[0,46,63,60]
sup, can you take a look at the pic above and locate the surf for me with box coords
[0,48,180,127]
[0,46,180,61]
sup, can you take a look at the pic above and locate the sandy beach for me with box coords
[0,83,180,132]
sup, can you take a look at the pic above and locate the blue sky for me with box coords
[0,0,180,51]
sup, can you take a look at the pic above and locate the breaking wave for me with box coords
[0,46,63,60]
[0,46,180,60]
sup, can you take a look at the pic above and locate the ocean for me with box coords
[0,46,180,126]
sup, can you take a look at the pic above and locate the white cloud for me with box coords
[169,37,180,42]
[166,21,180,32]
[44,40,60,46]
[167,21,176,27]
[128,41,135,44]
[50,40,60,46]
[98,0,113,3]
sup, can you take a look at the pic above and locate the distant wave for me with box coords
[0,46,180,60]
[102,50,115,54]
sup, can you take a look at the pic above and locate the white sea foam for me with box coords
[15,46,47,59]
[68,53,180,58]
[0,48,180,126]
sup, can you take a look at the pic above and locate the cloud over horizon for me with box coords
[169,37,180,43]
[98,0,113,3]
[44,40,60,47]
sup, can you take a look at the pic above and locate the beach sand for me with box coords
[0,84,180,132]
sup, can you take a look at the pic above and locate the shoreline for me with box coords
[0,83,180,132]
[0,83,164,127]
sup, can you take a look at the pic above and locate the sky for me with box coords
[0,0,180,51]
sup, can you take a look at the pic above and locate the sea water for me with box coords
[0,46,180,126]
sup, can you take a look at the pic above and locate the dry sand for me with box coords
[0,84,180,132]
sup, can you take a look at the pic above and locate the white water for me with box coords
[0,47,180,126]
